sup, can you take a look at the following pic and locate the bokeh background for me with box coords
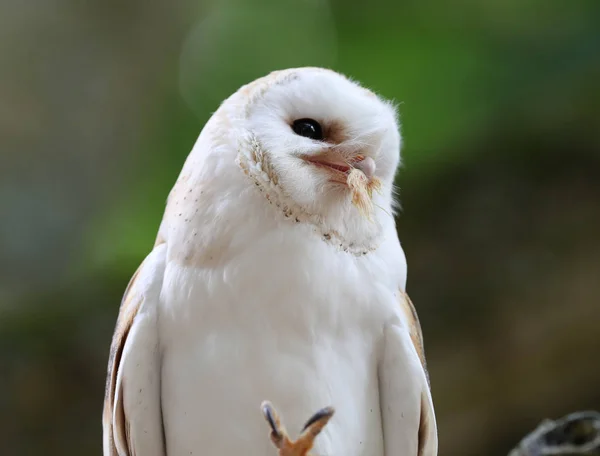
[1,0,599,454]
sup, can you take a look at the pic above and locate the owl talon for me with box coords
[302,407,335,433]
[262,401,285,443]
[261,401,335,456]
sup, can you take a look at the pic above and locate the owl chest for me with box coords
[160,237,396,346]
[159,247,391,456]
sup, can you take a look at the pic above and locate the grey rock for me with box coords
[510,411,600,456]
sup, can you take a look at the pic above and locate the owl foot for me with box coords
[261,401,335,456]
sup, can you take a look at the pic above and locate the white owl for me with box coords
[103,67,438,456]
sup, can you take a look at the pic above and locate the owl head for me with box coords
[173,68,403,255]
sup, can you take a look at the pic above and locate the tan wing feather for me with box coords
[102,262,144,455]
[397,290,437,456]
[103,240,166,456]
[397,290,428,381]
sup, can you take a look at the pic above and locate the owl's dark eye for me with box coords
[292,118,324,141]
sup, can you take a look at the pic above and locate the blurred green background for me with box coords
[1,0,599,455]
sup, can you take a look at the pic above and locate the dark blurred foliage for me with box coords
[1,0,599,455]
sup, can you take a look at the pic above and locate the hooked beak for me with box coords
[352,156,376,179]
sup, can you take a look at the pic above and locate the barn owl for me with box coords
[102,67,438,456]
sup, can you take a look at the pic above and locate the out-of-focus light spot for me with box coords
[179,0,337,118]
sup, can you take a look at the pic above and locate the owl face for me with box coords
[168,68,404,252]
[240,68,401,227]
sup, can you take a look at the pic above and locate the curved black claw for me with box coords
[302,407,335,432]
[261,401,282,439]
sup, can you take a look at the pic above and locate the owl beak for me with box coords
[352,156,376,179]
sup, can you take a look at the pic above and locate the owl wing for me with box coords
[378,290,438,456]
[103,242,167,456]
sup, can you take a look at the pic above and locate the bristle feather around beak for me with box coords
[347,169,381,220]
